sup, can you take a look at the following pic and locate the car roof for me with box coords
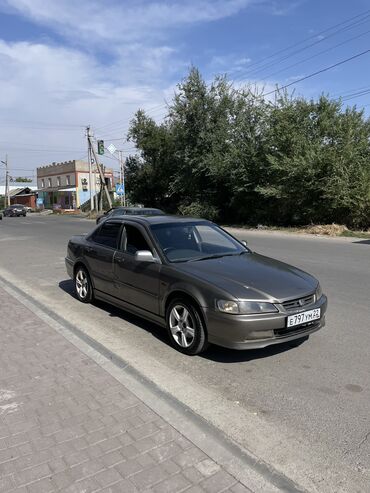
[113,207,163,212]
[107,214,210,225]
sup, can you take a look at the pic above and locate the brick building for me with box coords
[9,187,38,209]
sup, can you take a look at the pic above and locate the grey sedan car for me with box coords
[65,216,327,355]
[96,206,164,224]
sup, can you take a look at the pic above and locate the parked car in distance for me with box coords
[3,204,27,217]
[96,207,164,224]
[66,216,327,355]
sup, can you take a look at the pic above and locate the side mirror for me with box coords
[135,250,156,263]
[241,240,248,246]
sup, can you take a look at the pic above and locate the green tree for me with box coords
[126,68,370,228]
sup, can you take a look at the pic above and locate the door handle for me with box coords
[116,257,125,264]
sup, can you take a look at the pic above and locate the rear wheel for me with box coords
[166,299,208,355]
[74,266,93,303]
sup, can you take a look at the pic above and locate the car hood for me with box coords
[175,253,317,302]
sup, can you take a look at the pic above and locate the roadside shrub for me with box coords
[178,201,219,221]
[302,224,348,236]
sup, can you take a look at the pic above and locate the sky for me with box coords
[0,0,370,181]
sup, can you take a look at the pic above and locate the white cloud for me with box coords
[0,0,260,174]
[0,39,173,172]
[0,0,254,44]
[262,0,304,16]
[208,54,252,76]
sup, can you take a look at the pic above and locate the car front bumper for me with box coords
[205,294,328,350]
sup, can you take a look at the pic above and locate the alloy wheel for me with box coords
[75,269,89,299]
[169,304,195,348]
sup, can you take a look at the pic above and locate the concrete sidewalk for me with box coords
[0,286,254,493]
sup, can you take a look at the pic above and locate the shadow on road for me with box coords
[59,279,77,298]
[58,279,169,346]
[200,336,308,363]
[59,278,306,363]
[352,239,370,245]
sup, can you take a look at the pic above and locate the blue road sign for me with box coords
[115,183,125,195]
[36,198,44,206]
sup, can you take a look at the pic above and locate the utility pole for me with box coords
[87,132,112,209]
[1,155,9,207]
[86,126,94,212]
[118,150,125,206]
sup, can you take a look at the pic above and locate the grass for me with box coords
[226,223,370,239]
[339,230,370,240]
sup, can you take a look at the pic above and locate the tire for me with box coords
[166,298,208,355]
[74,266,93,303]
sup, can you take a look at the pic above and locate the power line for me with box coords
[93,102,168,134]
[230,8,370,82]
[341,88,370,101]
[262,27,370,81]
[0,147,85,153]
[331,84,370,97]
[0,122,85,131]
[263,48,370,97]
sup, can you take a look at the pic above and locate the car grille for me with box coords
[282,294,315,313]
[274,321,320,337]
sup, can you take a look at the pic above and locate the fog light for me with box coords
[247,330,274,340]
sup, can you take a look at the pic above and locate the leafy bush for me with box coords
[178,201,219,221]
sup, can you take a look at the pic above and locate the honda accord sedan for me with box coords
[65,216,327,355]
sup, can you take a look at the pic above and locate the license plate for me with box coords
[287,308,321,327]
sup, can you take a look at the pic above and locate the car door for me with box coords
[84,220,123,295]
[113,222,161,315]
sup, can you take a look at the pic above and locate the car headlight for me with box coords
[315,283,322,301]
[217,300,239,313]
[217,300,278,314]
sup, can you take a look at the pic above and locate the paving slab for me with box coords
[0,286,256,493]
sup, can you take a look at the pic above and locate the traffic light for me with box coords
[97,140,104,155]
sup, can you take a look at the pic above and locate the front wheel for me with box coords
[74,266,93,303]
[166,299,208,355]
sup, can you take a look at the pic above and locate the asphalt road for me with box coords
[0,214,369,492]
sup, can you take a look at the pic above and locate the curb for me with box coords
[0,273,306,493]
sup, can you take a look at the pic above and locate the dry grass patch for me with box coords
[302,224,349,236]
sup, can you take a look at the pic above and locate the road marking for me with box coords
[0,236,32,241]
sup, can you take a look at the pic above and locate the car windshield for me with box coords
[150,222,248,262]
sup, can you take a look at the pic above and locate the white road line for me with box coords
[0,236,32,241]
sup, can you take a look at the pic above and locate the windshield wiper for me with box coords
[192,253,236,262]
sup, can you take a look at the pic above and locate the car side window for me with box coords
[91,222,122,249]
[123,224,152,255]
